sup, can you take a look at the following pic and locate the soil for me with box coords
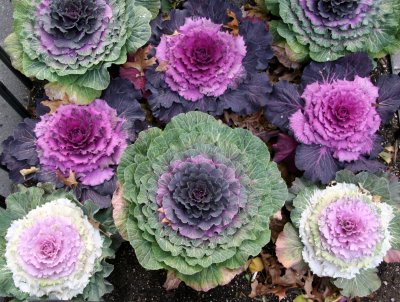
[104,242,254,302]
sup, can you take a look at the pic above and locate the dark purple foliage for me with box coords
[295,145,341,184]
[263,53,399,184]
[376,74,400,123]
[145,0,274,123]
[0,78,146,208]
[263,81,303,131]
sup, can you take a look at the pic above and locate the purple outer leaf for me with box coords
[273,133,298,163]
[0,119,39,183]
[295,144,341,184]
[301,52,373,86]
[264,81,303,131]
[376,74,400,124]
[101,78,147,141]
[345,157,386,174]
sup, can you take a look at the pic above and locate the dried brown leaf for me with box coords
[243,2,269,20]
[56,169,78,188]
[156,60,169,72]
[123,45,157,76]
[164,271,182,291]
[19,166,39,177]
[42,99,71,114]
[89,218,101,230]
[224,9,240,36]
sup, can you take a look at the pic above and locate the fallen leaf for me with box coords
[249,279,259,298]
[122,45,156,76]
[304,272,313,297]
[56,169,78,188]
[379,151,393,164]
[42,99,71,114]
[243,1,269,20]
[164,271,182,291]
[372,195,382,203]
[224,9,240,36]
[19,166,39,177]
[384,249,400,263]
[249,257,264,273]
[89,217,101,230]
[294,295,313,302]
[156,60,169,72]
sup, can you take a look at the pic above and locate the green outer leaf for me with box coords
[333,269,381,298]
[3,33,24,72]
[126,218,163,270]
[60,83,101,105]
[135,0,161,19]
[74,67,111,91]
[125,5,152,52]
[335,170,391,202]
[264,0,280,16]
[389,213,400,249]
[291,186,317,229]
[276,223,306,269]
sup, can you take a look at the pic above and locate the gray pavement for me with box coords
[0,1,28,197]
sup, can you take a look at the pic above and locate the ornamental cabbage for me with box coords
[113,112,287,291]
[0,78,146,207]
[265,0,400,62]
[276,171,400,297]
[145,0,274,122]
[4,0,159,102]
[263,53,400,183]
[0,185,116,301]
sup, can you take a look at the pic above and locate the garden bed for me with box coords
[1,0,400,301]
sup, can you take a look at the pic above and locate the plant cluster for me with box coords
[1,0,400,300]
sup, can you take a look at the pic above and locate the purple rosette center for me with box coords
[18,217,81,279]
[300,0,372,27]
[34,99,128,186]
[318,197,382,260]
[156,17,247,101]
[156,155,244,239]
[290,76,381,162]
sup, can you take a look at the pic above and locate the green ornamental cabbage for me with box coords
[4,0,159,103]
[113,112,288,291]
[265,0,400,62]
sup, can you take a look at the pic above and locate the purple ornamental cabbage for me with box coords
[0,78,146,207]
[35,100,128,187]
[145,0,274,122]
[263,53,400,184]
